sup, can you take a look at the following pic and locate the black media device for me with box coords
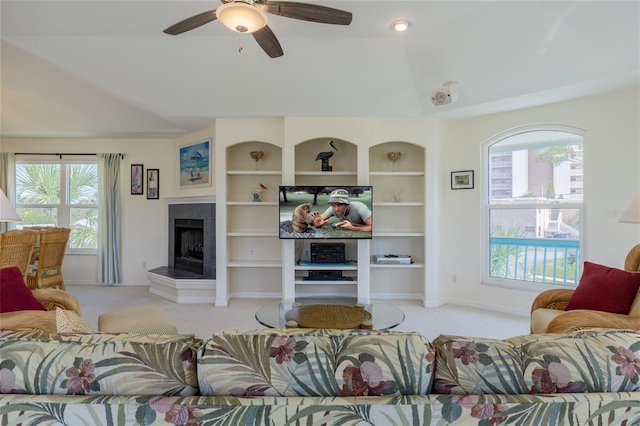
[303,270,353,281]
[310,242,345,264]
[305,270,343,280]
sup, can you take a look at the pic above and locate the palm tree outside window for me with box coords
[15,160,98,253]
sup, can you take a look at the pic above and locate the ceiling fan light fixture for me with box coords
[216,2,268,33]
[390,20,411,32]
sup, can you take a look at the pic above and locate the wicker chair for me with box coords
[0,288,82,333]
[0,229,38,281]
[26,227,70,291]
[530,245,640,333]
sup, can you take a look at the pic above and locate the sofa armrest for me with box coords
[546,310,640,333]
[0,310,57,333]
[31,289,81,315]
[530,289,574,314]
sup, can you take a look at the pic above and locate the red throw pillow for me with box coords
[0,266,47,313]
[565,262,640,314]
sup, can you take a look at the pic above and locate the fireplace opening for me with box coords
[174,219,205,275]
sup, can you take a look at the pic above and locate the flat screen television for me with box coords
[279,186,373,239]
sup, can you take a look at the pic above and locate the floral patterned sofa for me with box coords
[1,327,639,425]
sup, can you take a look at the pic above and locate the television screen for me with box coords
[279,186,373,239]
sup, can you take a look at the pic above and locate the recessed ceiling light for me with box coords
[390,20,411,32]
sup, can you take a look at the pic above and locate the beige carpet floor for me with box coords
[68,285,530,341]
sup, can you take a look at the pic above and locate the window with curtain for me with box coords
[482,126,584,290]
[15,159,98,253]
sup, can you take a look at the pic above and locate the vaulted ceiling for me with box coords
[1,1,638,138]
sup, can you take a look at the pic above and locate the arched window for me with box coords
[482,125,584,290]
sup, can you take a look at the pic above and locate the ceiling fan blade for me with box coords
[252,25,284,58]
[265,1,352,25]
[163,9,218,35]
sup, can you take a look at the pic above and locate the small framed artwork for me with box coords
[147,169,159,200]
[451,170,474,190]
[131,164,144,195]
[179,140,211,189]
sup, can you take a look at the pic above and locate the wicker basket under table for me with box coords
[284,304,373,329]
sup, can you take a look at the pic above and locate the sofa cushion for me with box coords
[0,329,202,396]
[198,328,434,397]
[565,262,640,314]
[431,334,527,395]
[517,329,640,393]
[0,266,47,313]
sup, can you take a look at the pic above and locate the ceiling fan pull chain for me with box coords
[238,35,243,53]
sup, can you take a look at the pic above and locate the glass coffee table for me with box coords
[255,297,405,330]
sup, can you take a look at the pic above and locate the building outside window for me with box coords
[15,159,98,253]
[482,126,584,290]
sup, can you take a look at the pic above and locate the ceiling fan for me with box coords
[163,0,353,58]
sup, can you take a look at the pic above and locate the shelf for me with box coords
[228,260,282,268]
[295,171,357,176]
[373,232,425,237]
[227,170,282,175]
[369,171,424,176]
[371,262,424,269]
[227,232,278,237]
[227,201,278,206]
[295,280,357,285]
[295,262,357,271]
[374,202,424,207]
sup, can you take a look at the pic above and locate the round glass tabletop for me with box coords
[255,297,405,330]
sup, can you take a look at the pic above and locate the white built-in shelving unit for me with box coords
[219,130,428,306]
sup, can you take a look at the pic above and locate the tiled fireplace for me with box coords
[147,197,216,304]
[168,203,216,278]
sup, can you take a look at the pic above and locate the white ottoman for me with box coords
[98,305,178,334]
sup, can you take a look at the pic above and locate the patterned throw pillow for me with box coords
[432,334,527,395]
[0,330,202,396]
[198,328,435,397]
[520,329,640,393]
[55,308,94,333]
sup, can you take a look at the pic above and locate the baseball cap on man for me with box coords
[328,189,350,205]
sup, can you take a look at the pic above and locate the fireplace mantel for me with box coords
[165,195,216,204]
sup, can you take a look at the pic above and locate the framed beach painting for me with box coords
[179,140,211,189]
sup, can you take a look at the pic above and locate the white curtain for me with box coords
[97,154,122,284]
[0,153,17,231]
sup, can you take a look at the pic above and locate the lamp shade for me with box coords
[0,189,21,222]
[216,2,268,33]
[619,193,640,224]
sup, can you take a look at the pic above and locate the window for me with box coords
[482,126,584,290]
[15,159,98,253]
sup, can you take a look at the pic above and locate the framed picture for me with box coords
[179,140,211,189]
[131,164,144,195]
[451,170,474,190]
[147,169,159,200]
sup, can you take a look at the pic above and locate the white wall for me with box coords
[1,138,175,285]
[2,88,638,318]
[441,88,640,315]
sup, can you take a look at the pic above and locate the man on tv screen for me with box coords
[313,189,372,232]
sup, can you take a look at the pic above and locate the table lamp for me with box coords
[619,192,640,271]
[0,189,21,222]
